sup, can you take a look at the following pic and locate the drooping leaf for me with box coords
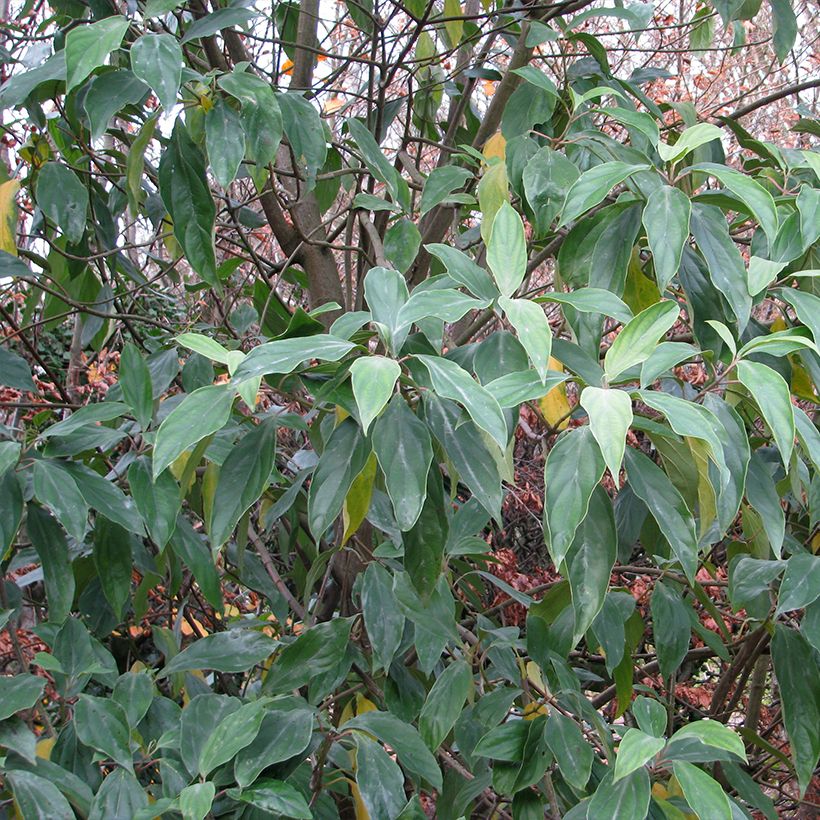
[129,33,182,111]
[642,185,691,290]
[158,120,218,288]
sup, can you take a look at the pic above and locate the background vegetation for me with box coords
[0,0,818,816]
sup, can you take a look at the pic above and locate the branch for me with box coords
[723,78,820,121]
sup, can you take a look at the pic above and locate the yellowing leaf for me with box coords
[483,131,506,163]
[355,694,378,715]
[342,452,377,544]
[0,179,20,256]
[443,0,463,46]
[477,159,508,244]
[351,780,370,820]
[523,701,548,720]
[35,737,55,760]
[538,357,571,429]
[686,437,717,538]
[622,248,660,314]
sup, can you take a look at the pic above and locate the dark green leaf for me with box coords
[158,629,277,677]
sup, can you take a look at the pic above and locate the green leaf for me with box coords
[423,394,503,520]
[219,71,283,170]
[74,694,134,772]
[536,288,633,324]
[158,629,277,676]
[129,33,182,111]
[232,334,356,382]
[544,712,594,791]
[650,580,690,678]
[119,343,153,431]
[397,289,490,329]
[384,218,422,274]
[128,458,179,548]
[580,386,632,480]
[604,300,680,382]
[205,99,245,188]
[158,120,218,288]
[350,356,401,434]
[414,355,507,449]
[559,161,646,226]
[770,0,797,62]
[308,418,370,537]
[777,553,820,615]
[0,346,35,392]
[181,7,255,42]
[424,244,498,300]
[736,359,795,467]
[355,739,407,820]
[152,384,235,479]
[170,516,223,609]
[499,296,551,381]
[487,202,527,297]
[640,342,698,388]
[690,203,751,330]
[632,696,667,737]
[544,426,606,566]
[642,185,691,290]
[672,761,732,820]
[0,674,45,720]
[567,485,617,640]
[279,93,327,188]
[88,769,148,820]
[694,163,779,245]
[364,266,410,354]
[347,118,407,207]
[228,779,312,819]
[588,768,650,819]
[65,16,129,92]
[210,418,277,547]
[0,440,20,477]
[657,122,723,163]
[361,563,405,672]
[27,505,75,623]
[93,518,133,619]
[36,163,88,245]
[523,146,580,235]
[32,460,87,543]
[234,705,314,787]
[671,720,747,762]
[178,782,215,820]
[6,772,75,820]
[199,699,268,775]
[346,710,442,790]
[420,166,472,215]
[372,395,433,531]
[419,660,472,750]
[772,625,820,796]
[614,728,665,781]
[625,448,698,581]
[264,618,352,694]
[778,288,820,347]
[111,671,154,728]
[484,369,568,407]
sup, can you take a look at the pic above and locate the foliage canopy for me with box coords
[0,0,819,817]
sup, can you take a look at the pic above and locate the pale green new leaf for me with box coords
[350,356,401,434]
[642,185,691,290]
[499,296,551,382]
[736,359,795,467]
[560,161,646,226]
[65,16,129,92]
[580,386,632,480]
[604,300,680,382]
[487,202,527,297]
[152,384,235,478]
